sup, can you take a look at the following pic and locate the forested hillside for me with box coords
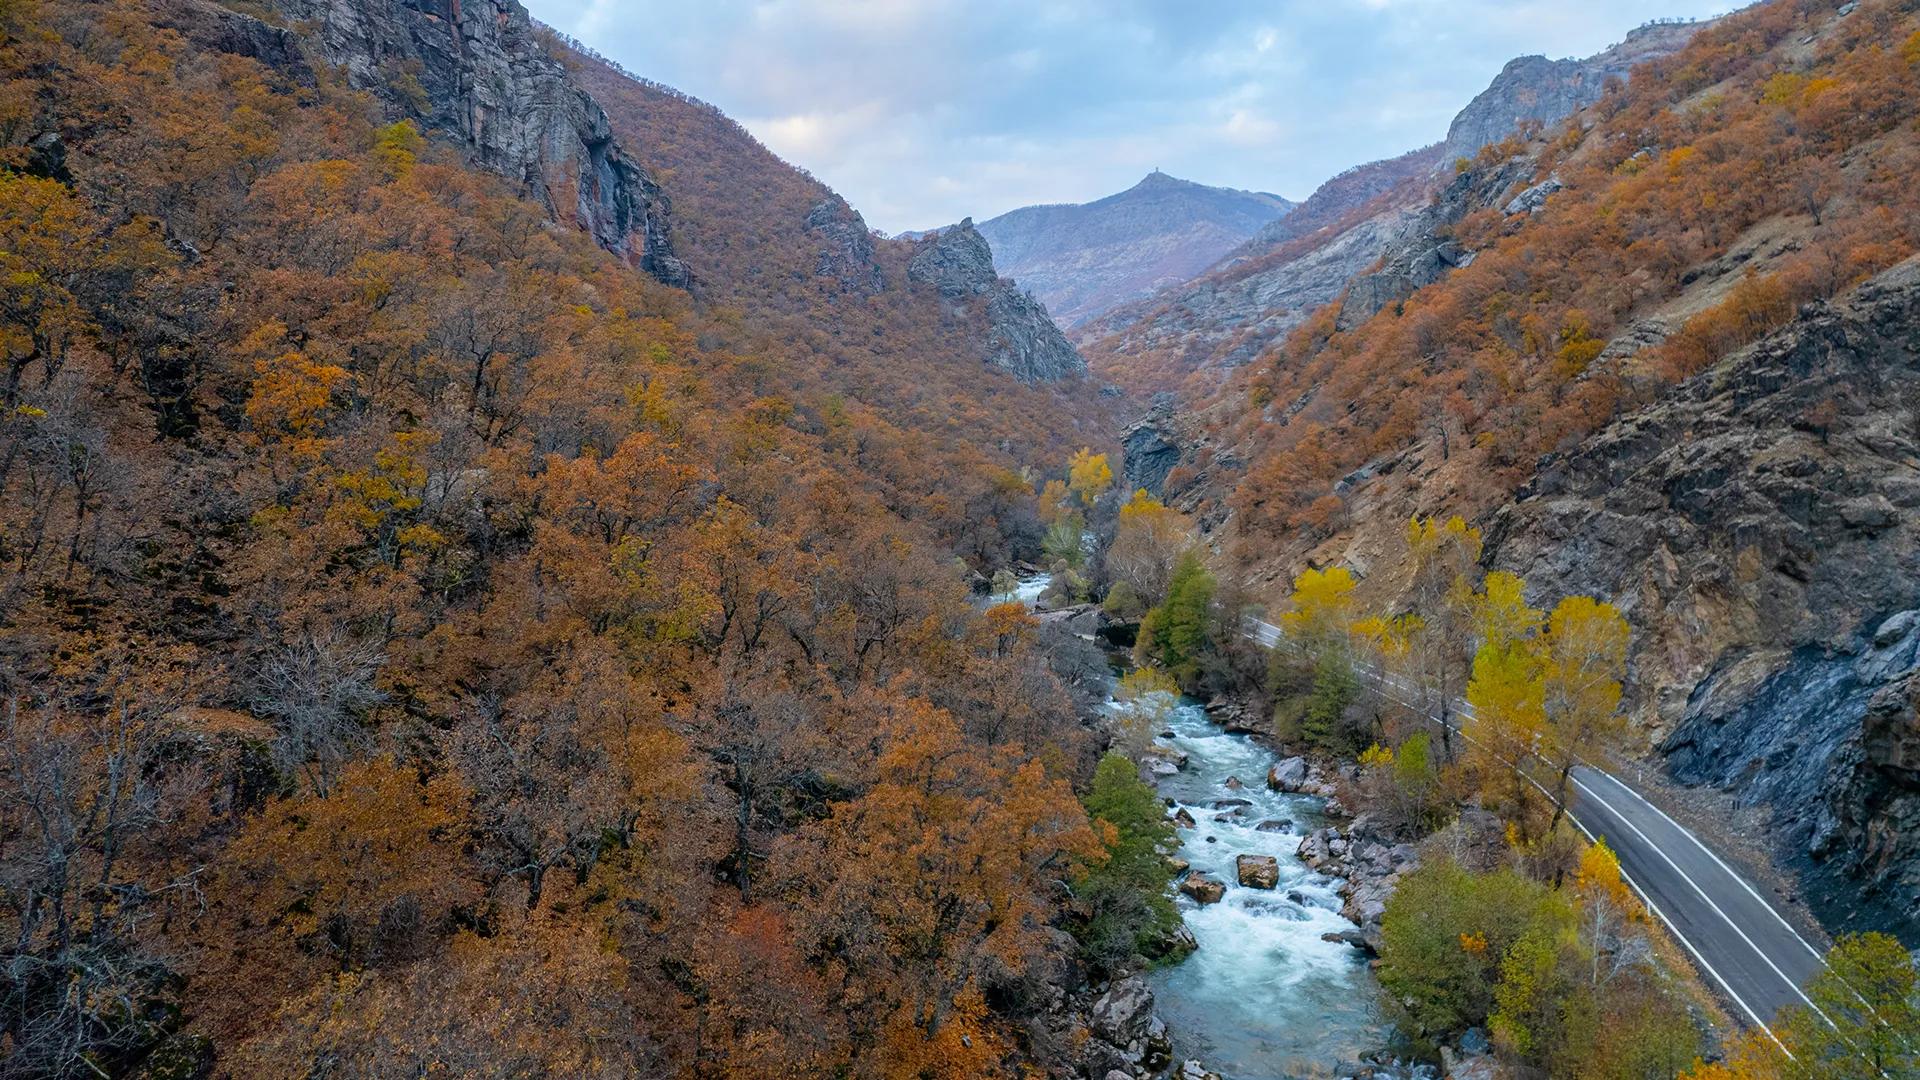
[1153,0,1920,938]
[0,0,1132,1075]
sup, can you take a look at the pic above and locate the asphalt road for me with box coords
[1245,619,1826,1037]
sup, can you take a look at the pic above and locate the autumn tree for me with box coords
[1404,516,1484,762]
[1106,488,1193,607]
[1540,596,1630,829]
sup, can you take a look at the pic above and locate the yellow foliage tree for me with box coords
[1066,447,1113,509]
[1542,595,1630,828]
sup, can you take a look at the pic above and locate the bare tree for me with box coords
[253,629,385,796]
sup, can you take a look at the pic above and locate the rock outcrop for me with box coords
[907,220,1086,382]
[804,196,884,292]
[274,0,685,284]
[1121,410,1182,497]
[1486,256,1920,940]
[1438,20,1710,165]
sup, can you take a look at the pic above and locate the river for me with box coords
[1005,575,1385,1078]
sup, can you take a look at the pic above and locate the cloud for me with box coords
[528,0,1733,234]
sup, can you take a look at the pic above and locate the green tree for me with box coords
[1300,649,1358,753]
[1775,932,1920,1080]
[1138,551,1215,685]
[1075,754,1183,972]
[1377,859,1557,1041]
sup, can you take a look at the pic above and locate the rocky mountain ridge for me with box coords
[1438,19,1711,166]
[972,172,1295,328]
[272,0,685,284]
[1084,18,1712,398]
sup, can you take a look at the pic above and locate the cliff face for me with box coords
[275,0,685,284]
[908,221,1087,383]
[1485,257,1920,940]
[973,172,1294,328]
[1439,21,1708,164]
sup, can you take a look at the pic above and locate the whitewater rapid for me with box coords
[1146,698,1384,1076]
[1002,573,1383,1075]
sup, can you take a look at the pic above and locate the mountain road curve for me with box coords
[1245,618,1827,1039]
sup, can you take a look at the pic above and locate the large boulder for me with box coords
[1179,873,1226,905]
[1089,976,1155,1046]
[1236,854,1280,889]
[1267,756,1309,792]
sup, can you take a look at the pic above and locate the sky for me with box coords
[524,0,1734,235]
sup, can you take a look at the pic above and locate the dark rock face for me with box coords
[1486,256,1920,940]
[1122,418,1181,497]
[274,0,685,284]
[804,197,883,292]
[907,220,1086,383]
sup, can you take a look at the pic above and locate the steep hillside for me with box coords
[1083,19,1711,400]
[1164,0,1920,937]
[972,172,1294,328]
[561,39,1096,402]
[1485,256,1920,940]
[0,0,1133,1075]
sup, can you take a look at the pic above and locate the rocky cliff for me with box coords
[1485,257,1920,940]
[908,221,1087,383]
[1440,20,1709,165]
[274,0,685,284]
[973,172,1294,328]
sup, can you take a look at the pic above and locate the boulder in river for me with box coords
[1180,874,1226,904]
[1254,818,1293,833]
[1172,808,1197,829]
[1223,775,1244,790]
[1210,797,1252,810]
[1236,854,1280,889]
[1267,756,1309,792]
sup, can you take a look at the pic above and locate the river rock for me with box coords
[1223,775,1245,790]
[1090,975,1155,1045]
[1211,797,1252,810]
[1177,1060,1223,1080]
[1236,854,1280,889]
[1167,856,1190,875]
[1268,756,1309,792]
[1179,874,1226,904]
[1172,808,1197,829]
[1255,818,1293,833]
[1320,928,1373,953]
[1145,757,1180,778]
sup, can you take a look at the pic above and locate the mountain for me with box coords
[970,172,1295,328]
[0,0,1132,1074]
[1083,19,1713,400]
[1142,0,1920,938]
[560,42,1092,391]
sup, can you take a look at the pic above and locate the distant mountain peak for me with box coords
[970,176,1297,327]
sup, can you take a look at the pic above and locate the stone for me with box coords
[1267,756,1309,792]
[1172,808,1197,829]
[1236,853,1280,889]
[1254,818,1294,833]
[1179,874,1226,904]
[1090,975,1155,1045]
[804,197,884,292]
[1223,776,1245,791]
